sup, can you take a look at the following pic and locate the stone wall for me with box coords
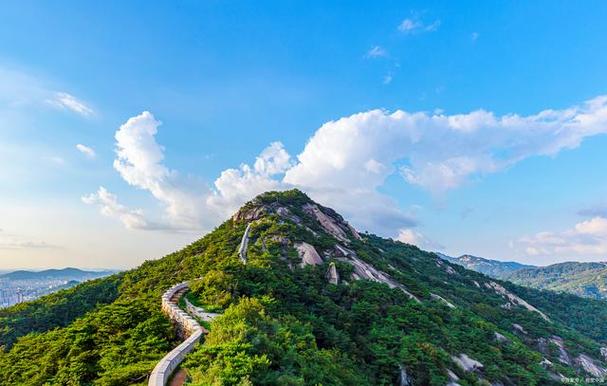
[148,282,204,386]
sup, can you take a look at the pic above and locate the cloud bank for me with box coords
[84,96,607,251]
[517,216,607,260]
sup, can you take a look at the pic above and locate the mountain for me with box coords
[438,254,607,301]
[2,189,607,385]
[0,267,114,281]
[0,267,116,308]
[438,253,535,278]
[505,262,607,300]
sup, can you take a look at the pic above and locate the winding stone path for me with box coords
[148,282,213,386]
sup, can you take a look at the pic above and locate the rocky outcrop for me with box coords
[347,223,363,241]
[238,223,252,263]
[303,204,350,242]
[576,354,607,377]
[494,332,508,343]
[326,262,339,284]
[451,353,483,372]
[149,282,204,386]
[296,242,323,267]
[232,206,266,222]
[446,368,460,385]
[484,281,550,321]
[550,336,571,366]
[430,293,456,309]
[399,364,412,386]
[335,243,419,302]
[512,323,527,334]
[575,354,607,378]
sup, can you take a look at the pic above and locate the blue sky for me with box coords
[1,1,607,269]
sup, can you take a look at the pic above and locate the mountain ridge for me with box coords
[1,189,607,385]
[438,253,607,300]
[437,253,535,278]
[0,267,115,281]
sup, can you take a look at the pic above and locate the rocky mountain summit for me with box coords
[1,189,607,385]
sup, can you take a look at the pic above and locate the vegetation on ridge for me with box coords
[0,189,606,385]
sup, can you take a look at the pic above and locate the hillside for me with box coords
[437,253,534,278]
[505,262,607,300]
[1,190,607,385]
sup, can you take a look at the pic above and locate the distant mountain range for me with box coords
[436,253,535,278]
[0,267,116,308]
[438,253,607,300]
[506,262,607,300]
[0,267,114,281]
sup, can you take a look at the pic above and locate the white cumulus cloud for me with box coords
[207,141,292,218]
[85,95,607,245]
[516,216,607,259]
[285,96,607,194]
[397,228,443,250]
[82,186,151,230]
[111,111,212,230]
[84,113,293,232]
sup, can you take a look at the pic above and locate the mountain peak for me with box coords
[232,189,362,242]
[232,189,312,222]
[4,188,607,384]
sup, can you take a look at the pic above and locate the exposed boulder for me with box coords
[446,368,460,384]
[540,358,553,369]
[343,252,419,302]
[494,332,508,343]
[275,206,303,224]
[347,223,363,241]
[550,336,571,366]
[232,198,303,224]
[430,293,456,309]
[485,281,550,321]
[399,364,412,386]
[512,323,527,334]
[303,203,350,242]
[296,242,323,267]
[326,262,339,284]
[233,206,266,222]
[451,353,483,372]
[576,354,607,377]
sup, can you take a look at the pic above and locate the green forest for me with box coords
[1,190,606,385]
